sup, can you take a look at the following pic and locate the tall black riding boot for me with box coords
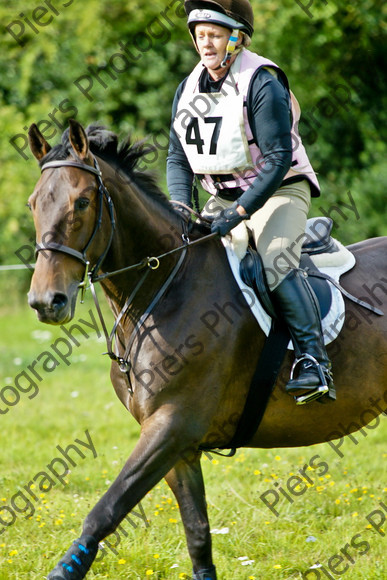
[271,269,335,405]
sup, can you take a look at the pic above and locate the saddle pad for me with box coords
[222,229,356,349]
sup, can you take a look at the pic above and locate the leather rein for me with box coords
[38,157,216,389]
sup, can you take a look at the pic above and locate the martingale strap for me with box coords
[90,248,187,393]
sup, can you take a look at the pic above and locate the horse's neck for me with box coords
[100,176,183,313]
[114,180,181,260]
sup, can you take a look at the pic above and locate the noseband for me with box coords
[37,158,116,289]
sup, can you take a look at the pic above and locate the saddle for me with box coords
[240,217,341,321]
[238,216,380,332]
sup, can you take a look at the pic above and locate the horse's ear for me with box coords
[68,119,91,161]
[28,124,52,161]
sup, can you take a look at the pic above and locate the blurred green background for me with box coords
[0,0,386,305]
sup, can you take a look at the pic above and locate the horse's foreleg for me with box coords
[47,413,198,579]
[165,453,217,580]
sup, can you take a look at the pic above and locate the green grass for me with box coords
[0,293,386,579]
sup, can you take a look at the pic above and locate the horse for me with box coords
[26,120,387,579]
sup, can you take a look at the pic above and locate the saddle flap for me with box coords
[300,254,332,319]
[240,248,276,319]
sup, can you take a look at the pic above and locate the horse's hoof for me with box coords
[46,535,99,579]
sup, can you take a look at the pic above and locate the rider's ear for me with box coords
[28,124,52,161]
[68,119,92,162]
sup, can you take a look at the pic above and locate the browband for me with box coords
[40,160,102,177]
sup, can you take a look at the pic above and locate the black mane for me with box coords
[41,123,172,209]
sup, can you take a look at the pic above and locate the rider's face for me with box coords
[195,23,232,71]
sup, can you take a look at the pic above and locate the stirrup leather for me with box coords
[289,354,331,405]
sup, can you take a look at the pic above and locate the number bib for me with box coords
[174,89,252,174]
[172,50,320,197]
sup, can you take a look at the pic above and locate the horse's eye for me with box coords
[26,202,32,211]
[75,197,90,210]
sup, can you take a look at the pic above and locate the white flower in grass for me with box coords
[238,556,255,565]
[210,527,229,534]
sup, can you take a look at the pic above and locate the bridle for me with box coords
[36,156,217,386]
[38,157,116,294]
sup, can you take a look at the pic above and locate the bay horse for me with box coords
[26,120,386,579]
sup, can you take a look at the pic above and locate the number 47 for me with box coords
[185,116,223,155]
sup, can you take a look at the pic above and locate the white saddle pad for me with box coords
[222,223,356,348]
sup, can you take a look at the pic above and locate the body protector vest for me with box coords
[173,49,320,199]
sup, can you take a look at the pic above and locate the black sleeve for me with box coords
[237,68,293,215]
[166,79,195,206]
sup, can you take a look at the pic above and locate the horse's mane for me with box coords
[41,124,172,210]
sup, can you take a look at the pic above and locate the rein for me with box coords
[38,157,217,389]
[92,230,217,282]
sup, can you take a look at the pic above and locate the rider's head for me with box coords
[184,0,254,68]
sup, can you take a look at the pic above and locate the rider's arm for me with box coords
[237,68,293,216]
[167,79,195,207]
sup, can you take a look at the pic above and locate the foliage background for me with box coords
[0,0,386,303]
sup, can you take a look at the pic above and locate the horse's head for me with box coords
[27,120,114,324]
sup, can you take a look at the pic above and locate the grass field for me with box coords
[0,291,386,579]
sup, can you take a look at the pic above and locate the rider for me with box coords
[167,0,334,405]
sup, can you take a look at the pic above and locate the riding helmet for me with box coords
[184,0,254,37]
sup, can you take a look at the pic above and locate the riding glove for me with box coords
[211,202,249,236]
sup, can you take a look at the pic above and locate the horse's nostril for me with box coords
[52,293,68,310]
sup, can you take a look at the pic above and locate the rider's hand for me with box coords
[210,202,249,236]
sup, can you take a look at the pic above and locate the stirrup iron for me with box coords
[289,354,330,405]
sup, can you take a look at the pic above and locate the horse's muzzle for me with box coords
[28,289,73,324]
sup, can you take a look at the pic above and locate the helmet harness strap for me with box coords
[221,28,240,67]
